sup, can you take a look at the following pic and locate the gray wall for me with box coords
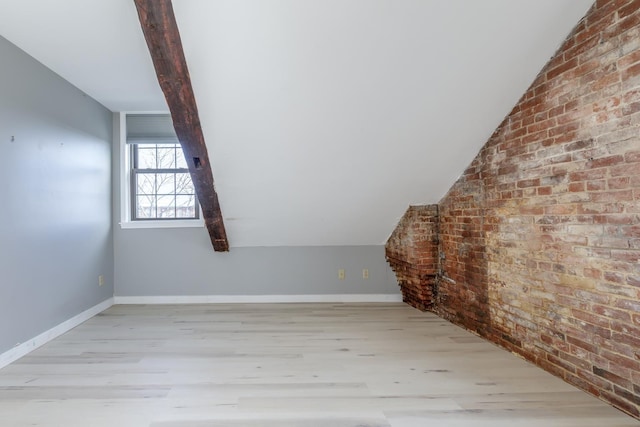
[115,228,397,296]
[113,115,398,297]
[0,36,113,354]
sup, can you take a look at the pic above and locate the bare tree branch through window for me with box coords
[131,143,198,220]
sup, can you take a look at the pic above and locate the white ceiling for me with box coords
[0,0,593,247]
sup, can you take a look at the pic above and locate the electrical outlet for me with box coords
[362,269,369,279]
[338,269,345,280]
[98,275,105,286]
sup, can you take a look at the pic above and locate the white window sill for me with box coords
[120,219,204,229]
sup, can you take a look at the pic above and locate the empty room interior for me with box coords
[1,0,640,425]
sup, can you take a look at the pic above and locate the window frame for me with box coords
[129,142,200,221]
[119,112,204,229]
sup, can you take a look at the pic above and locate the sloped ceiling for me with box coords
[0,0,593,247]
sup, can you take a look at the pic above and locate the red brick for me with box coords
[591,190,634,203]
[619,50,640,69]
[570,168,607,182]
[593,366,633,389]
[615,299,640,312]
[382,1,640,419]
[618,1,640,19]
[622,62,640,80]
[386,206,439,311]
[625,151,640,163]
[589,155,625,168]
[583,267,603,279]
[601,351,640,371]
[615,9,637,35]
[547,57,579,80]
[601,390,640,418]
[614,385,640,406]
[587,180,607,191]
[537,186,552,196]
[568,182,585,192]
[571,308,611,328]
[608,177,630,189]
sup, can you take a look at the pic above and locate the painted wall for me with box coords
[115,228,397,297]
[430,1,639,419]
[112,114,397,298]
[0,36,113,354]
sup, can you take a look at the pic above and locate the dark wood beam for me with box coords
[134,0,229,252]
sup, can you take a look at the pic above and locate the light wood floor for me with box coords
[0,303,636,426]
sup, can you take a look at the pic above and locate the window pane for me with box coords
[136,173,155,196]
[175,173,194,195]
[136,147,157,169]
[176,147,188,169]
[130,140,198,221]
[136,195,156,219]
[176,195,196,218]
[156,143,176,149]
[156,147,176,169]
[156,173,175,195]
[157,195,176,218]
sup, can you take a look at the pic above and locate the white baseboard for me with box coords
[0,298,114,370]
[114,294,403,304]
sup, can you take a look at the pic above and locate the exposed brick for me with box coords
[614,385,640,406]
[570,168,607,182]
[385,205,439,311]
[547,57,579,80]
[568,182,585,192]
[602,390,640,418]
[603,350,640,373]
[625,151,640,163]
[587,180,607,191]
[594,366,633,389]
[609,177,631,189]
[615,299,640,312]
[386,0,640,419]
[589,155,625,168]
[592,304,631,322]
[622,63,640,80]
[538,186,552,196]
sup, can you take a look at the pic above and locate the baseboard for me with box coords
[113,294,403,304]
[0,298,114,370]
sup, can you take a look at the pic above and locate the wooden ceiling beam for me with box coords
[134,0,229,252]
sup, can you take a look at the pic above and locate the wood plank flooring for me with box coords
[0,303,636,426]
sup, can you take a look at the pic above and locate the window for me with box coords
[122,113,201,226]
[130,143,198,220]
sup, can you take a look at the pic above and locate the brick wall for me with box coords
[385,205,439,311]
[438,161,492,337]
[387,0,640,418]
